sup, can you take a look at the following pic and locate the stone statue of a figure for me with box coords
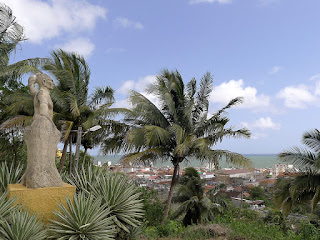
[21,73,63,188]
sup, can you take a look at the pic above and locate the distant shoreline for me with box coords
[93,154,282,169]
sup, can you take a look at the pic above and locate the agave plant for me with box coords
[65,164,105,193]
[0,161,24,193]
[0,192,18,220]
[48,192,116,240]
[0,211,47,240]
[90,173,144,233]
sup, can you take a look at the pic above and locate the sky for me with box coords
[3,0,320,155]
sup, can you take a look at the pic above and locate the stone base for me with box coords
[7,183,76,223]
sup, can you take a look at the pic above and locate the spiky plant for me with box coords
[0,211,47,240]
[48,192,116,240]
[0,192,18,220]
[0,161,24,193]
[65,164,105,193]
[90,172,144,233]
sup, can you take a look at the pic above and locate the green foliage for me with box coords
[138,187,165,226]
[297,221,320,240]
[250,186,265,200]
[230,220,288,240]
[0,161,24,194]
[0,211,47,240]
[48,192,116,240]
[144,220,183,239]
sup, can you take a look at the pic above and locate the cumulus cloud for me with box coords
[55,38,95,57]
[269,66,281,74]
[253,117,280,130]
[113,17,144,30]
[189,0,232,4]
[277,85,318,109]
[118,75,156,95]
[116,75,158,109]
[3,0,106,43]
[210,79,270,109]
[241,117,280,130]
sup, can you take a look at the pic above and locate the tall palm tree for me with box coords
[0,3,48,165]
[43,49,116,172]
[102,69,251,223]
[276,129,320,214]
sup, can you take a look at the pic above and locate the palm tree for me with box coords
[0,3,48,166]
[102,69,251,223]
[174,167,218,226]
[42,49,115,172]
[277,129,320,214]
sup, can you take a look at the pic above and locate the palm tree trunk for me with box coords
[82,148,88,168]
[69,137,73,175]
[161,162,179,224]
[58,138,69,172]
[238,187,243,219]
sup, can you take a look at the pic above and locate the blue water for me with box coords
[93,154,281,169]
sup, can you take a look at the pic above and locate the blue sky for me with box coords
[4,0,320,155]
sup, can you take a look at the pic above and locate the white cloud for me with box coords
[210,79,270,109]
[253,117,280,130]
[189,0,232,4]
[55,38,95,57]
[277,85,318,109]
[3,0,106,43]
[117,75,158,108]
[113,17,144,30]
[118,75,156,95]
[269,66,281,74]
[241,117,280,130]
[310,73,320,81]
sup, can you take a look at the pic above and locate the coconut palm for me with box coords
[174,167,226,226]
[101,69,251,223]
[42,49,116,172]
[277,129,320,214]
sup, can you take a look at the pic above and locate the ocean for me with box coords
[93,154,281,169]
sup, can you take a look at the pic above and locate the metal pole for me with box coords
[73,126,82,175]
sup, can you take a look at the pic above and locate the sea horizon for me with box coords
[93,154,283,169]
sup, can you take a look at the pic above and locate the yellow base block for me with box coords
[7,183,76,223]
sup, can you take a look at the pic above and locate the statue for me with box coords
[21,73,63,188]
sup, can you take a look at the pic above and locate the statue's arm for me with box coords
[28,75,38,96]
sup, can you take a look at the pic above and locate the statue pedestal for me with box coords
[7,183,76,223]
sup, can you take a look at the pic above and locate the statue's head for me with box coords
[35,73,55,90]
